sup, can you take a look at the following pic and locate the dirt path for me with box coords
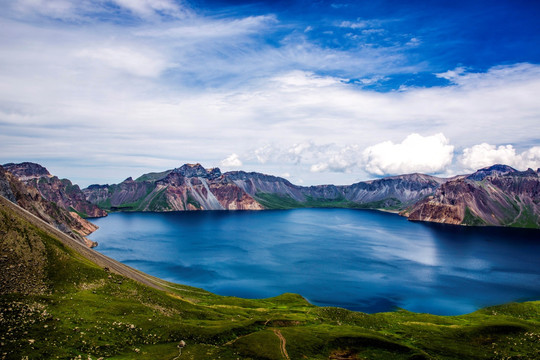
[1,196,166,291]
[273,329,290,360]
[508,201,524,226]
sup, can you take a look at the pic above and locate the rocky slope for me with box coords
[83,164,263,211]
[3,162,106,218]
[0,165,99,247]
[84,165,447,213]
[404,165,540,228]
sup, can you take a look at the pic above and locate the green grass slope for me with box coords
[1,196,539,360]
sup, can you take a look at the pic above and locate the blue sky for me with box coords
[0,0,539,186]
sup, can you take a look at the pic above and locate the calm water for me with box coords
[88,209,540,315]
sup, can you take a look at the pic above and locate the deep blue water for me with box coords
[88,209,540,315]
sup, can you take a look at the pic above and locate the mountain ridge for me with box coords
[4,161,540,229]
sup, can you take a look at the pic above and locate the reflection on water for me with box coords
[89,209,540,315]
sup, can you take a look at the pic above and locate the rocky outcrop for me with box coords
[3,162,106,218]
[0,165,98,247]
[2,162,50,180]
[405,165,540,228]
[338,173,447,207]
[84,164,264,212]
[226,171,306,201]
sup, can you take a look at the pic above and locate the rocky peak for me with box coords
[467,164,517,181]
[173,164,222,179]
[3,162,51,180]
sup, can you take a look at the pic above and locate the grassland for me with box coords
[254,192,403,211]
[1,196,539,360]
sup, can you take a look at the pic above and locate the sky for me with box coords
[1,0,539,187]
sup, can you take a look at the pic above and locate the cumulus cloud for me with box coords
[362,133,454,176]
[220,153,242,167]
[460,144,540,171]
[310,145,361,173]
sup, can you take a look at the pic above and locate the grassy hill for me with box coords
[1,195,539,359]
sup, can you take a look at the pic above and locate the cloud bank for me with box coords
[460,144,540,172]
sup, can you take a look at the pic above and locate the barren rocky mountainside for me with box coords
[83,163,447,213]
[3,162,106,218]
[0,164,100,247]
[83,163,539,228]
[403,165,540,228]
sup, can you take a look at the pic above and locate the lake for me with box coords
[88,209,540,315]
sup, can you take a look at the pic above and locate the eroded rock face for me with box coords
[3,162,106,218]
[3,162,50,180]
[0,165,98,247]
[84,164,264,212]
[406,166,540,228]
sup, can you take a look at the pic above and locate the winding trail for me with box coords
[273,329,290,360]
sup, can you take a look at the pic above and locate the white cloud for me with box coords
[310,145,361,173]
[435,67,466,81]
[110,0,187,19]
[362,133,454,176]
[460,144,540,171]
[8,0,188,21]
[137,15,277,39]
[339,20,367,29]
[76,46,169,77]
[11,0,80,20]
[220,153,242,168]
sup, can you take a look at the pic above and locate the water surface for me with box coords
[89,209,540,315]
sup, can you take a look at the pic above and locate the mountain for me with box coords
[3,162,106,218]
[84,164,445,213]
[5,161,538,229]
[404,165,540,228]
[2,194,539,359]
[83,164,263,211]
[0,164,99,247]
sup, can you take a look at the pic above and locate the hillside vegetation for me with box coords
[1,196,539,359]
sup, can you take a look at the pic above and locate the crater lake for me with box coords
[88,209,540,315]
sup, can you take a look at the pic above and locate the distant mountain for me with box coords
[82,163,448,214]
[83,164,263,211]
[226,171,446,210]
[403,165,540,228]
[5,161,538,229]
[0,164,99,247]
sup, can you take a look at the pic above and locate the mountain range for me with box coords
[1,162,539,247]
[81,162,539,228]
